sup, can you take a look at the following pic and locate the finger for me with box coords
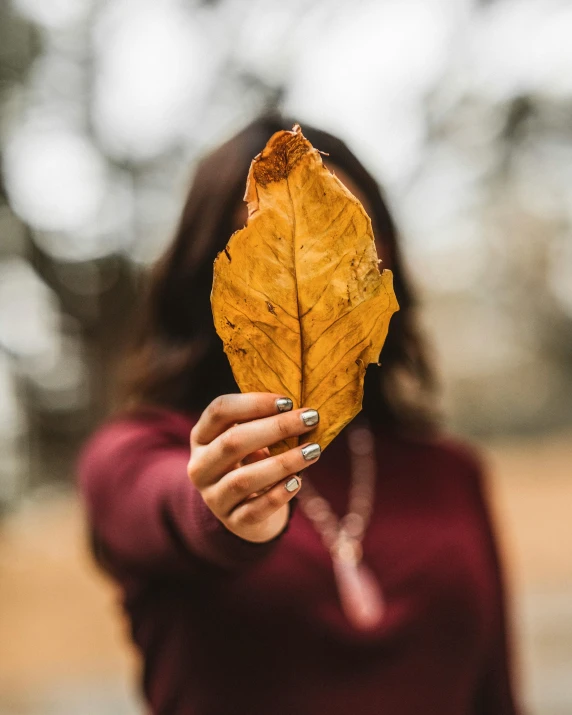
[191,393,294,446]
[204,441,320,517]
[226,474,303,532]
[196,408,320,487]
[187,442,283,493]
[237,449,271,494]
[241,447,271,466]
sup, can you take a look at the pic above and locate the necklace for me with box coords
[297,419,385,630]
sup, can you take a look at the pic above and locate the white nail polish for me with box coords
[301,443,321,460]
[276,397,293,412]
[285,476,300,492]
[301,409,319,426]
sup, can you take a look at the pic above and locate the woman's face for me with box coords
[232,162,390,267]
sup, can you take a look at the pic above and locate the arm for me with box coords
[470,460,523,715]
[78,392,321,576]
[78,416,298,575]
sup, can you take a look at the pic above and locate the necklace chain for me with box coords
[296,419,376,565]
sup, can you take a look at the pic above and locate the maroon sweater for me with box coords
[77,407,521,715]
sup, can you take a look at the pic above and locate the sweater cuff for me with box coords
[169,479,298,571]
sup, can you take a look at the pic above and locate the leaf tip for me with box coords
[252,126,312,186]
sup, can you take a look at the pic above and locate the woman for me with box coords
[78,115,521,714]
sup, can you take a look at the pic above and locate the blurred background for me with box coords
[0,0,571,712]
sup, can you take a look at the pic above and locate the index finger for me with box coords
[191,393,294,446]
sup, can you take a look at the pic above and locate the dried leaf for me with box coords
[211,125,399,454]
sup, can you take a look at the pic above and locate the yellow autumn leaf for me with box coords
[211,124,399,455]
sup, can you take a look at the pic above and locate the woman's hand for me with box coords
[187,393,321,543]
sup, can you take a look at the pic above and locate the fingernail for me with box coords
[301,443,321,460]
[285,476,300,492]
[276,397,293,413]
[300,409,319,426]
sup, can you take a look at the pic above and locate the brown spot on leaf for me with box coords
[252,125,312,186]
[266,301,277,315]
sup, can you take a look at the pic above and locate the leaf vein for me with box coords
[222,299,301,372]
[301,244,369,319]
[304,297,368,353]
[312,376,356,414]
[223,296,298,338]
[239,333,296,397]
[304,318,379,404]
[233,273,298,320]
[300,203,352,256]
[253,224,295,278]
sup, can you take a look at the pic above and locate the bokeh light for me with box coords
[4,126,108,233]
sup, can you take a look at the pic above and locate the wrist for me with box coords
[230,503,290,544]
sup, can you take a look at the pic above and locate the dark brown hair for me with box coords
[120,115,438,432]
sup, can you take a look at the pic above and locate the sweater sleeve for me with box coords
[77,416,297,575]
[468,456,522,715]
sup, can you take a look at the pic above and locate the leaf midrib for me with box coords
[285,174,304,414]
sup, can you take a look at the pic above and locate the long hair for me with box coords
[119,115,438,432]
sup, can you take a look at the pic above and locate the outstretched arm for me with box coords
[78,394,319,575]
